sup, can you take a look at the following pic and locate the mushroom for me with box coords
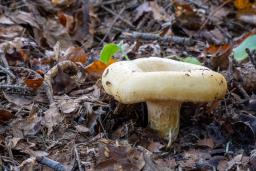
[102,57,227,146]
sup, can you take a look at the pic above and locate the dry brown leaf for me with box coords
[3,92,34,107]
[0,25,24,39]
[42,19,72,49]
[96,142,145,171]
[147,141,164,153]
[52,65,77,94]
[206,44,232,69]
[75,125,90,133]
[63,47,88,64]
[217,160,229,171]
[43,103,63,135]
[10,112,42,138]
[58,98,79,114]
[197,138,214,148]
[135,1,170,22]
[174,2,202,30]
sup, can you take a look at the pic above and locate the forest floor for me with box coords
[0,0,256,170]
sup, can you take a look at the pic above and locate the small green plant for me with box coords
[175,56,201,65]
[100,41,129,64]
[182,56,202,65]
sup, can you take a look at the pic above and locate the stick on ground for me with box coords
[122,32,195,46]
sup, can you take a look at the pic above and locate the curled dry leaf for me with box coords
[206,44,232,69]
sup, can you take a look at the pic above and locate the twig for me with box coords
[99,7,126,46]
[0,53,9,69]
[93,0,123,7]
[246,48,256,70]
[98,117,108,138]
[36,156,66,171]
[101,5,135,29]
[0,53,12,83]
[73,146,83,171]
[122,32,195,46]
[0,65,16,80]
[0,84,35,96]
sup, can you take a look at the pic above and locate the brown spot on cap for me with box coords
[103,69,109,77]
[106,81,112,86]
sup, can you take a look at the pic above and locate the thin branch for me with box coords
[0,84,35,96]
[122,32,195,46]
[74,146,83,171]
[36,156,66,171]
[99,7,126,46]
[0,65,16,80]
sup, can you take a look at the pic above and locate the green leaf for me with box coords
[100,43,121,64]
[182,57,202,65]
[233,35,256,62]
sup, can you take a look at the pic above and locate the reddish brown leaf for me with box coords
[85,59,116,75]
[24,78,44,91]
[0,109,13,122]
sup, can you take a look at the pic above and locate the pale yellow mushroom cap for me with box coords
[102,57,227,104]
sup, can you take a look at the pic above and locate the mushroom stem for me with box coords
[146,100,181,146]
